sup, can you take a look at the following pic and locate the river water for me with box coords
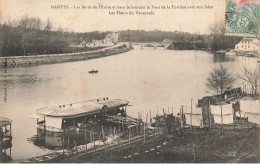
[0,48,258,161]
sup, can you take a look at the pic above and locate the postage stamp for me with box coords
[225,0,260,37]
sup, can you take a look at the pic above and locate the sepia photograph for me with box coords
[0,0,260,163]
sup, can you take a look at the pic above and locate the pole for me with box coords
[220,99,223,136]
[144,123,146,143]
[233,108,236,133]
[150,110,152,125]
[85,130,87,144]
[208,101,212,132]
[191,98,193,132]
[247,117,249,131]
[128,128,130,148]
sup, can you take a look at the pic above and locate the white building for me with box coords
[235,38,260,53]
[111,32,119,43]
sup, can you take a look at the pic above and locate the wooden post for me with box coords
[144,123,146,143]
[92,129,95,147]
[102,126,107,156]
[233,108,236,133]
[180,106,183,128]
[128,128,130,148]
[174,116,176,132]
[85,130,87,144]
[247,117,249,131]
[117,137,120,152]
[68,137,70,149]
[110,124,112,135]
[90,131,92,143]
[9,124,11,136]
[102,126,105,140]
[150,110,152,125]
[191,98,193,132]
[146,113,148,125]
[154,125,156,141]
[208,101,212,132]
[114,127,116,137]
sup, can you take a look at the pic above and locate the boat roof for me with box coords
[36,99,129,118]
[0,117,13,126]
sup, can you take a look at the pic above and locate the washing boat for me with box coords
[30,98,129,132]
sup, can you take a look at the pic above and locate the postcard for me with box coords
[0,0,259,163]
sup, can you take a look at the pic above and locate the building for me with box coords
[111,32,119,43]
[104,32,119,44]
[235,38,260,53]
[92,40,103,46]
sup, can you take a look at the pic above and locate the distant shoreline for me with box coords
[0,43,132,68]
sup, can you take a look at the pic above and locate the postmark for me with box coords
[225,0,260,37]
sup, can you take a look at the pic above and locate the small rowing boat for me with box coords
[89,70,98,73]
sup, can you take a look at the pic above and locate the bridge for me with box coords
[132,39,173,50]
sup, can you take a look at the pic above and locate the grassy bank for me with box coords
[63,126,260,163]
[0,44,132,68]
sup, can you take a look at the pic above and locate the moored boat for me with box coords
[30,98,129,132]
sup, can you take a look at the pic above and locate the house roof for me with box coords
[162,39,172,43]
[252,42,260,46]
[0,117,13,126]
[36,99,129,118]
[241,38,258,42]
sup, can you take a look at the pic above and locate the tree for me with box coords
[238,66,260,96]
[206,64,236,135]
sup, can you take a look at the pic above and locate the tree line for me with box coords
[0,15,242,56]
[0,15,109,56]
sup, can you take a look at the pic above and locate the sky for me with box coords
[0,0,226,34]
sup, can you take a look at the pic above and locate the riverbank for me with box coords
[65,124,260,163]
[0,43,132,68]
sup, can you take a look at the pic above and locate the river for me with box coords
[0,48,258,161]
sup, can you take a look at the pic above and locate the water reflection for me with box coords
[213,54,235,63]
[28,122,117,151]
